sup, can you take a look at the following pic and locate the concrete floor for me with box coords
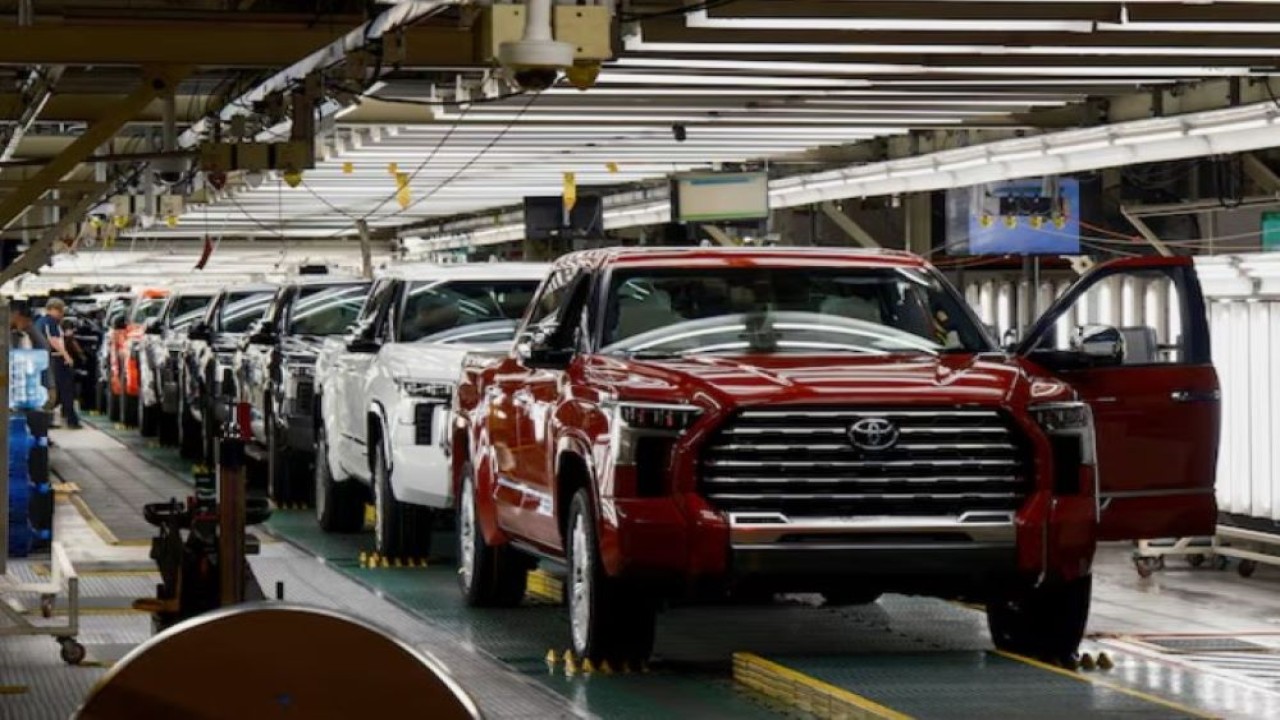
[4,423,1280,719]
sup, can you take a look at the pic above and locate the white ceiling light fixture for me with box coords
[683,9,1096,34]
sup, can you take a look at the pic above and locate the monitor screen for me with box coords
[523,195,605,241]
[945,177,1081,256]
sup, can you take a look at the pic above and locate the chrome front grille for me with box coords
[699,406,1031,518]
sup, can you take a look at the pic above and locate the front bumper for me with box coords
[388,398,453,510]
[598,489,1096,597]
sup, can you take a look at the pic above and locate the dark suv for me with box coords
[180,285,276,463]
[235,278,371,504]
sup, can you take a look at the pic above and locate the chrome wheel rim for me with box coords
[570,512,591,653]
[459,478,477,591]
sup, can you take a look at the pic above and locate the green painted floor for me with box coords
[82,413,1255,720]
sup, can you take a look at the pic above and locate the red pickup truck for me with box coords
[452,248,1219,665]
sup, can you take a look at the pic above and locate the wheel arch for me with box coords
[554,437,596,547]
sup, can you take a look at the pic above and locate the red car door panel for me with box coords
[1019,256,1220,541]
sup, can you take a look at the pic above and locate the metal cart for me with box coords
[0,541,84,664]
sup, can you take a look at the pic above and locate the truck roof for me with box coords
[562,246,928,270]
[380,262,551,282]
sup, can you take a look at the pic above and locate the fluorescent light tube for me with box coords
[1113,130,1185,145]
[937,158,987,172]
[1046,139,1111,155]
[1187,118,1271,136]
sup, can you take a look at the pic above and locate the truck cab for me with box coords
[236,277,371,505]
[452,247,1219,666]
[313,263,548,559]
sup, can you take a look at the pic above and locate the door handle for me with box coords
[1171,389,1221,404]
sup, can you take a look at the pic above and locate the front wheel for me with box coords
[457,464,528,607]
[567,488,656,664]
[140,402,160,437]
[987,575,1092,664]
[372,443,434,559]
[314,425,365,533]
[179,398,203,461]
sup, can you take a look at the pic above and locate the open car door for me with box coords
[1017,256,1220,541]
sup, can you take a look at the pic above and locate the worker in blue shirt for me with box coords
[36,299,81,429]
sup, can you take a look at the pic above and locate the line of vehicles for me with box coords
[89,248,1220,667]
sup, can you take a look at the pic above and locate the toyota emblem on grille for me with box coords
[849,418,899,451]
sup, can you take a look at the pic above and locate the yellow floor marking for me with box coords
[0,685,29,695]
[993,650,1221,719]
[67,495,150,547]
[525,569,564,604]
[733,652,913,720]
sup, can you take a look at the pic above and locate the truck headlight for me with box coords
[608,401,701,498]
[396,379,454,401]
[1029,401,1096,496]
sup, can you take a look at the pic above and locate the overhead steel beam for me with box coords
[819,202,881,249]
[179,1,458,147]
[0,192,100,286]
[1120,207,1175,258]
[0,66,64,162]
[0,65,191,232]
[1241,153,1280,196]
[0,94,211,125]
[0,19,477,68]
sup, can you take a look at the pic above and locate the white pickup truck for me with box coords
[313,263,549,557]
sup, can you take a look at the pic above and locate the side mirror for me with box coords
[345,323,380,354]
[144,318,163,335]
[521,325,573,370]
[1000,327,1019,349]
[188,321,211,342]
[1072,324,1125,366]
[112,316,127,331]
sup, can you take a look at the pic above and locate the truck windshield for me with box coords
[129,297,166,324]
[169,296,212,330]
[601,266,989,357]
[289,283,370,336]
[219,291,274,333]
[400,280,539,344]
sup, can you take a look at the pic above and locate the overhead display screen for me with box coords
[945,177,1081,256]
[671,172,770,224]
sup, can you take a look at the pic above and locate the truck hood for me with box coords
[380,341,510,382]
[586,353,1035,408]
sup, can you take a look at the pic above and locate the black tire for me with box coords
[457,463,529,607]
[107,386,122,422]
[266,404,292,506]
[179,399,203,461]
[566,488,657,663]
[140,402,160,437]
[314,424,365,533]
[124,394,140,428]
[987,575,1092,663]
[372,442,434,559]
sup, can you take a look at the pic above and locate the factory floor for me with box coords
[4,420,1280,719]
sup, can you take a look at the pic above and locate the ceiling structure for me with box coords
[6,0,1280,283]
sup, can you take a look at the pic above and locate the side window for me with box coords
[378,283,402,341]
[1030,266,1205,367]
[359,280,396,325]
[525,268,579,333]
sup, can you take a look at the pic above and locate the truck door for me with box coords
[1018,256,1220,541]
[333,280,397,479]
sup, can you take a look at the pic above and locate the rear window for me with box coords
[169,295,212,329]
[289,283,370,336]
[219,291,274,333]
[130,298,166,323]
[399,280,539,344]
